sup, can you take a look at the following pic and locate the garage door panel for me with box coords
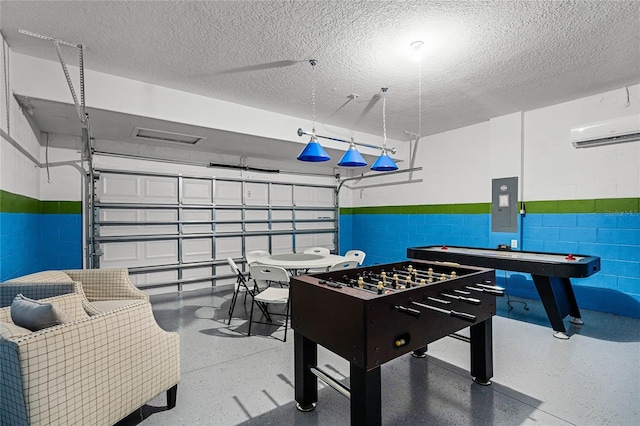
[93,169,336,292]
[101,240,178,267]
[296,210,334,220]
[272,222,293,231]
[144,177,179,204]
[100,225,178,237]
[99,173,140,202]
[182,178,213,204]
[316,233,335,250]
[296,222,334,231]
[216,223,243,233]
[271,184,292,206]
[215,180,242,205]
[182,209,213,233]
[245,236,269,253]
[215,237,242,260]
[130,270,179,286]
[272,235,293,254]
[146,210,178,221]
[182,266,214,280]
[146,240,180,264]
[294,186,334,207]
[245,182,269,206]
[183,238,213,263]
[101,242,139,265]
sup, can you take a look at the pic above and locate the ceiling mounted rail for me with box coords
[297,128,397,155]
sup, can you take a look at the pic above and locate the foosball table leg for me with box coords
[411,345,428,358]
[295,332,318,412]
[350,363,382,426]
[470,318,493,386]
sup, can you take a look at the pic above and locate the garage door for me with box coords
[91,169,337,293]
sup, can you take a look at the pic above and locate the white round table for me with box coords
[255,253,348,274]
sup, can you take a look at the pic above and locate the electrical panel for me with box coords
[491,177,518,233]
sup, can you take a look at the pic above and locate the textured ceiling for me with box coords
[2,1,640,159]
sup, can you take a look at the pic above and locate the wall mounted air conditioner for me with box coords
[571,114,640,148]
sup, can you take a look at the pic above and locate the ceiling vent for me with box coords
[132,127,206,145]
[571,115,640,148]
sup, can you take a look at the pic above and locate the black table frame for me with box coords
[295,318,493,426]
[407,246,601,336]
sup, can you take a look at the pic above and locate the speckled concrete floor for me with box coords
[117,286,640,426]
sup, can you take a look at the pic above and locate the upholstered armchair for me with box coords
[2,268,148,314]
[0,292,180,425]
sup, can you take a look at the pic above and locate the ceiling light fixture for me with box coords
[296,127,398,167]
[297,59,330,162]
[338,140,368,167]
[371,87,398,171]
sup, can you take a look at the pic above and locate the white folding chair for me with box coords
[226,257,267,324]
[246,249,270,265]
[248,265,291,342]
[303,247,330,255]
[345,249,366,265]
[329,260,359,271]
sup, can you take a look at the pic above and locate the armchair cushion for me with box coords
[64,268,150,302]
[10,294,71,331]
[7,270,73,283]
[2,268,149,315]
[0,322,31,339]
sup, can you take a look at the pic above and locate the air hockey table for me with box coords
[407,245,601,339]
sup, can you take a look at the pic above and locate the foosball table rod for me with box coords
[309,365,351,399]
[409,299,477,322]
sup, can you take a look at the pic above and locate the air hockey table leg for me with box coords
[295,332,318,412]
[531,275,583,339]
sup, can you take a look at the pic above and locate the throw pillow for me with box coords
[10,294,71,331]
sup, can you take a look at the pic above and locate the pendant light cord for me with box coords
[310,59,317,134]
[382,87,388,150]
[418,59,422,140]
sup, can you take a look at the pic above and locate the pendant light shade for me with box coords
[371,150,398,171]
[338,143,367,167]
[297,136,331,162]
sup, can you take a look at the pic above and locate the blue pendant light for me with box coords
[338,143,367,167]
[298,136,331,162]
[371,87,398,171]
[371,149,398,171]
[298,59,332,163]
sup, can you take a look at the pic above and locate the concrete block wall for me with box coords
[341,85,640,318]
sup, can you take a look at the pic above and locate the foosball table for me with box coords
[291,260,503,426]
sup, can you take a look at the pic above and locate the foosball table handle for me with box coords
[394,305,422,318]
[450,310,477,322]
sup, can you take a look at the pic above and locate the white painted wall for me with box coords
[1,33,42,201]
[346,85,640,207]
[39,144,84,201]
[524,85,639,201]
